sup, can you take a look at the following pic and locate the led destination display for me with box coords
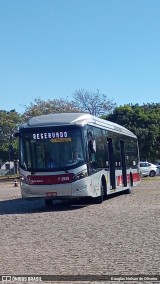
[32,131,68,140]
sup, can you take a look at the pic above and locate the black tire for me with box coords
[149,170,156,177]
[126,187,132,194]
[45,199,53,206]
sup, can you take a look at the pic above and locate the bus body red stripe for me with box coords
[28,174,74,185]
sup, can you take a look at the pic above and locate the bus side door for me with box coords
[107,138,116,190]
[120,140,127,187]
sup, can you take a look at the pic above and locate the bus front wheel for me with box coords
[94,182,104,204]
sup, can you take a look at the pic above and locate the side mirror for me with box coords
[14,132,19,138]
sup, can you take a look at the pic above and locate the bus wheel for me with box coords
[94,182,104,204]
[45,199,53,206]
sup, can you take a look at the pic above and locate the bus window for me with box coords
[19,127,85,171]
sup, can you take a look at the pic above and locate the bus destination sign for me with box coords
[33,131,68,140]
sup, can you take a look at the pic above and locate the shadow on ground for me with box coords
[0,190,127,215]
[0,197,94,215]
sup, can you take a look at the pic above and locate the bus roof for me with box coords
[20,112,137,138]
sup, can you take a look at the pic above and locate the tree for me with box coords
[22,97,81,122]
[103,103,160,162]
[73,89,116,116]
[0,110,22,161]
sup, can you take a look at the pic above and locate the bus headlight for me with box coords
[20,175,29,184]
[73,170,88,181]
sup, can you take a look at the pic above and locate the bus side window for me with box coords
[94,127,108,168]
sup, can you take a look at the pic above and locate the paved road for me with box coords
[0,178,160,284]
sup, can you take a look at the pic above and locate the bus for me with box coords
[16,113,140,205]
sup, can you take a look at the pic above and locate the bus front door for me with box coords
[107,138,116,190]
[120,140,127,187]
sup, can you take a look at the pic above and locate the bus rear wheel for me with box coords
[126,177,132,194]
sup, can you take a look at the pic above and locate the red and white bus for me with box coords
[16,113,140,205]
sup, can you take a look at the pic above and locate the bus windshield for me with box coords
[19,126,85,171]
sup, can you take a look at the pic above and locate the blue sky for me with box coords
[0,0,160,114]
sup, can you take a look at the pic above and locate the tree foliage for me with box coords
[21,97,81,122]
[0,92,115,161]
[0,110,22,161]
[73,89,116,116]
[104,103,160,162]
[1,97,159,164]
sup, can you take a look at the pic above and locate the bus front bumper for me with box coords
[21,179,90,200]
